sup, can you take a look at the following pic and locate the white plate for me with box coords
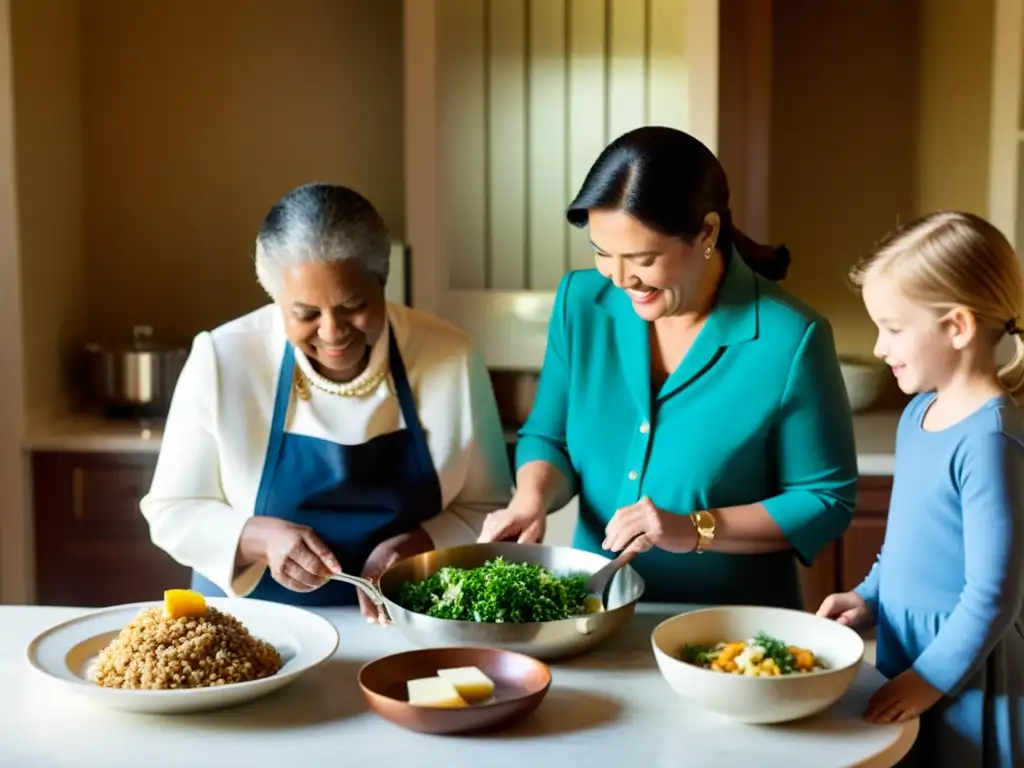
[25,597,340,715]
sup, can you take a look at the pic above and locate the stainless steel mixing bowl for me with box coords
[332,542,646,661]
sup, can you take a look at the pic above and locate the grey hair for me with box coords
[254,182,391,299]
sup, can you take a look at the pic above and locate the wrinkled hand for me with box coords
[239,517,341,592]
[360,528,435,625]
[478,495,547,544]
[816,591,876,633]
[602,496,695,555]
[865,669,943,723]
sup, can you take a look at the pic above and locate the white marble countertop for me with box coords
[22,411,900,475]
[3,603,916,768]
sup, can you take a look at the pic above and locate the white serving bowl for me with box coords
[26,597,340,715]
[651,605,864,724]
[839,354,889,412]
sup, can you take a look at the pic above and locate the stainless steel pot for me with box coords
[332,542,646,661]
[82,325,189,418]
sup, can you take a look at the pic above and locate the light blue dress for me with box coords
[855,392,1024,766]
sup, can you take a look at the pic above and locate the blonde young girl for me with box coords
[817,211,1024,767]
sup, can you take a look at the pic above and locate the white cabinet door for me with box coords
[403,0,719,368]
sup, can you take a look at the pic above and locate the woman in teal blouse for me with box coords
[479,127,859,608]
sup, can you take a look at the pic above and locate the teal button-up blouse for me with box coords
[517,253,859,608]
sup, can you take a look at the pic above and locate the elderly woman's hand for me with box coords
[360,528,435,625]
[238,517,341,592]
[602,497,696,555]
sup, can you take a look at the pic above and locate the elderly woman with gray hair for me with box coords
[140,183,513,621]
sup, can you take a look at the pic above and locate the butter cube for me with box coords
[163,589,206,619]
[406,676,469,708]
[437,666,495,703]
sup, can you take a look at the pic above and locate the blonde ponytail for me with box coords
[999,332,1024,404]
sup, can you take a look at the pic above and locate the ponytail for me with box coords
[732,226,792,282]
[998,331,1024,403]
[720,209,791,282]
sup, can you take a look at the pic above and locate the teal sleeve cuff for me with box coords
[762,490,852,566]
[515,435,577,495]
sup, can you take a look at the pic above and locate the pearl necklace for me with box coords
[292,349,389,399]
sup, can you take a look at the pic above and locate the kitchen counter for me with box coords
[22,412,164,453]
[23,411,901,475]
[3,603,916,768]
[851,412,899,475]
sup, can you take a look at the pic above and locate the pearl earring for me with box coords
[704,247,713,260]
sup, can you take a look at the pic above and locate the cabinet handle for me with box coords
[72,468,84,521]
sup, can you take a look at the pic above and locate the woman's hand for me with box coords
[360,528,435,625]
[815,591,875,632]
[603,497,696,555]
[478,494,547,544]
[238,517,341,592]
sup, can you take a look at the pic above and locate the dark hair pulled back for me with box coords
[566,126,790,281]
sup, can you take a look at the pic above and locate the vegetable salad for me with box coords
[680,631,826,676]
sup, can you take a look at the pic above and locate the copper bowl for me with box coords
[357,646,552,735]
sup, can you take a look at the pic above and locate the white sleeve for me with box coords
[139,332,265,597]
[419,344,514,547]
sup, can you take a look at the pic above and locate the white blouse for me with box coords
[139,302,514,597]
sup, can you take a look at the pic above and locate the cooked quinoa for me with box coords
[92,606,282,690]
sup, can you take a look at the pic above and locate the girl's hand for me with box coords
[602,497,696,555]
[816,591,876,632]
[865,669,943,723]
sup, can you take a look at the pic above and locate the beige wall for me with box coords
[770,0,994,359]
[11,0,87,424]
[12,0,404,356]
[770,0,921,358]
[80,0,404,344]
[915,0,994,216]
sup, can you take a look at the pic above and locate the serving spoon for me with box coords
[584,535,647,611]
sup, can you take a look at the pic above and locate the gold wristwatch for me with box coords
[690,509,716,553]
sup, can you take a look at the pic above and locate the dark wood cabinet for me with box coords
[799,475,892,611]
[33,451,190,606]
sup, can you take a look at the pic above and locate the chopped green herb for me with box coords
[753,630,797,674]
[680,643,721,665]
[395,557,589,623]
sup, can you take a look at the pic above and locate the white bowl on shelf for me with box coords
[839,355,889,412]
[651,605,864,724]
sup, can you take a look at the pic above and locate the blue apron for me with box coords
[191,331,442,606]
